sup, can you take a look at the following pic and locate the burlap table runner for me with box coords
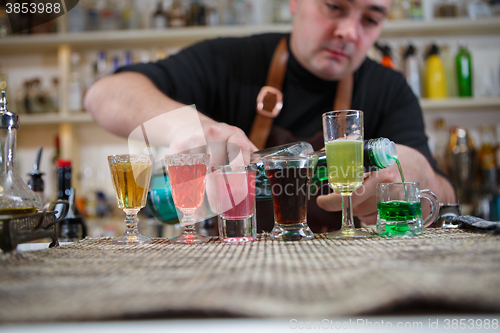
[1,228,499,323]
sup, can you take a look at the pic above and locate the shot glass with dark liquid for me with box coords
[263,155,316,241]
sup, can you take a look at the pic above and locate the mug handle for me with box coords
[420,189,440,228]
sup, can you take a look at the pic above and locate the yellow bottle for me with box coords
[425,44,447,99]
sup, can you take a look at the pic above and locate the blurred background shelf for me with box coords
[421,97,500,112]
[19,112,93,125]
[1,17,500,54]
[15,96,500,126]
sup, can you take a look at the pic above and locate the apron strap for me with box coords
[249,36,288,150]
[249,36,353,150]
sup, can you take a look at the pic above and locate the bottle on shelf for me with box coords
[377,43,396,70]
[26,79,45,114]
[46,77,59,113]
[474,125,497,220]
[27,147,45,207]
[124,51,133,67]
[478,124,497,194]
[152,0,168,29]
[0,91,41,215]
[388,0,407,20]
[68,53,84,113]
[436,0,458,17]
[432,118,449,173]
[86,0,100,31]
[0,7,10,37]
[425,43,447,99]
[187,0,205,26]
[205,0,220,26]
[121,0,141,30]
[99,0,120,31]
[409,0,424,19]
[59,188,86,242]
[456,42,473,97]
[441,44,457,98]
[67,1,86,33]
[95,51,109,81]
[446,127,475,211]
[56,160,87,240]
[403,43,421,98]
[272,0,293,23]
[169,0,187,27]
[111,55,121,73]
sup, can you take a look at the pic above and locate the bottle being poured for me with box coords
[0,91,42,215]
[250,138,400,202]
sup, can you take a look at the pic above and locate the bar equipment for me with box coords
[0,91,41,214]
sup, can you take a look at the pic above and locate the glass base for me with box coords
[112,232,151,245]
[171,230,211,244]
[327,228,372,239]
[271,222,314,241]
[218,214,256,243]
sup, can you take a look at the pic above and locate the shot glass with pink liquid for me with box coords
[213,165,257,243]
[165,153,210,244]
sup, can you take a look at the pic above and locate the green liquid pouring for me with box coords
[391,157,409,202]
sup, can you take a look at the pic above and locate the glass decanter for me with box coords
[0,91,41,215]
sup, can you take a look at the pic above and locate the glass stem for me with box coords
[124,208,140,234]
[341,194,355,229]
[182,210,196,232]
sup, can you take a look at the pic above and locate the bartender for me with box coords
[85,0,456,232]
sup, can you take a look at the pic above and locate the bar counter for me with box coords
[0,228,499,323]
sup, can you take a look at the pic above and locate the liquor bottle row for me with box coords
[431,119,500,220]
[0,0,302,36]
[388,0,500,21]
[5,48,165,115]
[372,40,500,99]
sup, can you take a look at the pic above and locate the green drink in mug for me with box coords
[376,182,439,237]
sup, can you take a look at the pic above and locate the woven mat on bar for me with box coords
[1,228,500,323]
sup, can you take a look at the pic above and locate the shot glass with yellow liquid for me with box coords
[107,154,153,244]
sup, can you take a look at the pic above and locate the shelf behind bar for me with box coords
[420,96,500,112]
[1,17,499,54]
[17,97,500,126]
[20,112,94,125]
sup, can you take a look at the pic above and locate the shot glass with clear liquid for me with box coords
[213,165,257,243]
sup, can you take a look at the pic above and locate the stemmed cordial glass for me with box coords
[107,154,154,244]
[322,110,371,238]
[165,153,211,244]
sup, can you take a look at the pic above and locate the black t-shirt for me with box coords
[118,32,434,165]
[118,33,438,232]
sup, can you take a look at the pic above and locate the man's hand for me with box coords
[85,72,258,165]
[168,113,258,165]
[316,145,457,225]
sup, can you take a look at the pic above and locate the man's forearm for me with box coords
[84,72,186,139]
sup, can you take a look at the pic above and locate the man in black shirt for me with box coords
[85,0,456,231]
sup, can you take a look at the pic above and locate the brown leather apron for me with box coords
[250,37,354,233]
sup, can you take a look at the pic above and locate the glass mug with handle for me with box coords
[376,182,439,237]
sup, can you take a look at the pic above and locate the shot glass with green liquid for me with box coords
[376,182,439,237]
